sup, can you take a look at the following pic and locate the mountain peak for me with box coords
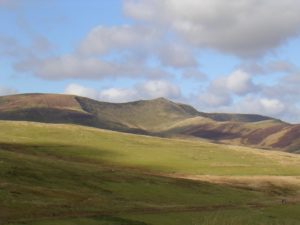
[148,97,171,103]
[0,93,298,152]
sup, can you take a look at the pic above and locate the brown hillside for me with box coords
[0,93,299,153]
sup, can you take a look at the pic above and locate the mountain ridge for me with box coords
[0,93,299,153]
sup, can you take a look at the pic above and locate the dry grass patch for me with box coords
[166,174,300,200]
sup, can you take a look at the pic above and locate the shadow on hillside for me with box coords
[0,141,124,166]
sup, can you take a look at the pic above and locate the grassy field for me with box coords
[0,121,300,225]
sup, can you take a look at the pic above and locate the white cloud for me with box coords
[79,25,159,56]
[137,80,181,99]
[123,0,160,22]
[195,68,300,122]
[64,83,98,99]
[226,70,255,95]
[197,70,256,107]
[36,55,117,79]
[98,88,137,103]
[198,92,231,107]
[228,96,286,117]
[78,23,201,72]
[78,24,198,71]
[259,98,285,115]
[2,0,300,123]
[158,43,197,68]
[196,95,287,120]
[15,54,170,80]
[63,80,181,103]
[124,0,300,57]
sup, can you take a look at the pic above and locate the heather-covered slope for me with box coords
[163,117,300,153]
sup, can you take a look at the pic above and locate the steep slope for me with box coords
[75,96,200,131]
[0,94,200,133]
[0,93,299,152]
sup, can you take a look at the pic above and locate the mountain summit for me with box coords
[0,93,299,153]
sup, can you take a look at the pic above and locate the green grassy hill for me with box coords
[1,121,300,225]
[0,93,299,152]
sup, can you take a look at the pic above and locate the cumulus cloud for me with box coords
[9,23,174,80]
[100,80,181,102]
[259,98,285,115]
[196,92,289,120]
[64,83,98,99]
[98,88,137,103]
[124,0,300,57]
[77,23,199,72]
[33,55,119,79]
[198,70,256,107]
[79,25,159,56]
[158,43,197,68]
[226,96,287,118]
[137,80,181,99]
[2,0,300,123]
[225,70,256,95]
[15,54,170,80]
[231,97,285,116]
[198,92,231,107]
[63,80,181,103]
[194,67,300,122]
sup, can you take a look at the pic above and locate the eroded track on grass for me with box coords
[162,173,300,202]
[164,174,300,190]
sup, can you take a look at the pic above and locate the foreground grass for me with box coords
[0,121,300,225]
[124,205,300,225]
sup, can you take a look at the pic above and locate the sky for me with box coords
[0,0,300,123]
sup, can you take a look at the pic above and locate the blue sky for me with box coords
[1,0,300,123]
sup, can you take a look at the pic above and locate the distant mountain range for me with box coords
[0,93,299,153]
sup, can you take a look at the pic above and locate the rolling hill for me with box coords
[0,93,299,152]
[1,120,300,225]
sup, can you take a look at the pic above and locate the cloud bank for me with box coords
[124,0,300,57]
[1,0,300,122]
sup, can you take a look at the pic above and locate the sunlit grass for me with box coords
[1,120,300,225]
